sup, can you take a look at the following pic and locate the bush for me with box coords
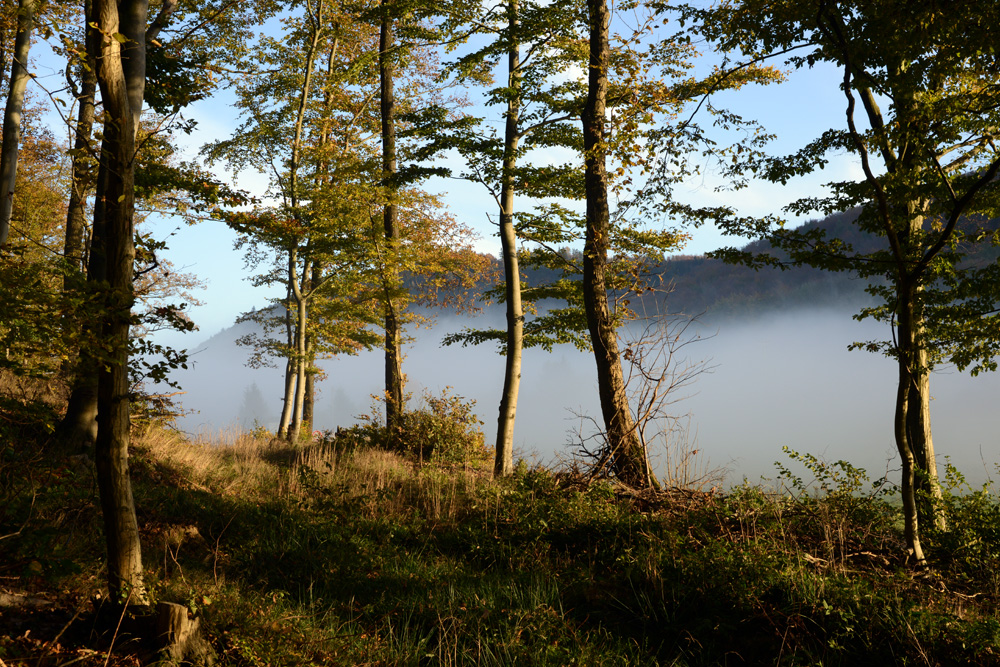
[335,388,489,465]
[930,462,1000,586]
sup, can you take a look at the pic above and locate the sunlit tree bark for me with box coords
[0,0,38,248]
[88,0,150,603]
[582,0,653,488]
[379,0,404,437]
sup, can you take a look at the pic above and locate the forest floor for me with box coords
[2,385,1000,666]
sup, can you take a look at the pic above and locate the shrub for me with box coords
[930,462,1000,586]
[335,388,489,465]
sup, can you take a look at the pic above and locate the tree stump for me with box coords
[155,601,216,666]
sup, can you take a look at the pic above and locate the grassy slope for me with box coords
[2,392,1000,666]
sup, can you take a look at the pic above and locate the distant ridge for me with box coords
[196,207,1000,346]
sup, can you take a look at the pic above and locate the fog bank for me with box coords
[168,307,1000,486]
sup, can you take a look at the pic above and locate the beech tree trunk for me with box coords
[58,153,108,451]
[281,1,322,442]
[288,293,308,442]
[58,9,98,387]
[582,0,653,488]
[0,0,37,248]
[302,351,314,433]
[64,19,97,274]
[277,291,295,439]
[379,1,404,436]
[88,0,150,603]
[302,266,319,434]
[907,286,946,531]
[495,0,522,478]
[58,0,103,445]
[894,282,926,565]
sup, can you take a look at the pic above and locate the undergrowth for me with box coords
[2,394,1000,665]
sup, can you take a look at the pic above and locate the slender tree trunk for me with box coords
[64,19,97,274]
[59,11,97,382]
[0,0,37,248]
[277,281,295,439]
[302,348,314,433]
[907,287,946,531]
[495,0,522,478]
[88,0,150,603]
[58,147,108,450]
[894,283,926,565]
[280,0,322,442]
[302,265,320,434]
[379,0,404,435]
[582,0,653,489]
[277,357,295,438]
[289,287,308,442]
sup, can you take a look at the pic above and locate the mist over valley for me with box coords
[166,236,1000,487]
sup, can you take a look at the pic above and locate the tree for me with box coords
[208,0,391,441]
[87,0,153,603]
[582,0,652,487]
[442,0,773,483]
[62,0,97,275]
[59,0,229,448]
[211,0,487,442]
[491,0,525,477]
[0,0,39,248]
[577,0,778,487]
[87,0,194,604]
[237,382,270,429]
[0,105,76,382]
[701,0,1000,564]
[378,0,404,437]
[441,0,581,476]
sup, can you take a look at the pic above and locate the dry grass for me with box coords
[136,425,491,523]
[0,368,67,408]
[287,442,490,522]
[136,425,286,497]
[654,420,725,492]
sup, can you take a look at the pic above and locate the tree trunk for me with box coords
[58,146,109,451]
[281,0,322,442]
[379,0,404,435]
[907,290,946,531]
[495,0,522,478]
[302,266,320,434]
[276,355,295,439]
[64,17,98,275]
[894,283,926,565]
[88,0,150,603]
[582,0,653,489]
[0,0,37,248]
[302,352,314,434]
[302,264,323,435]
[277,285,295,439]
[288,292,308,442]
[59,9,98,381]
[155,601,216,666]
